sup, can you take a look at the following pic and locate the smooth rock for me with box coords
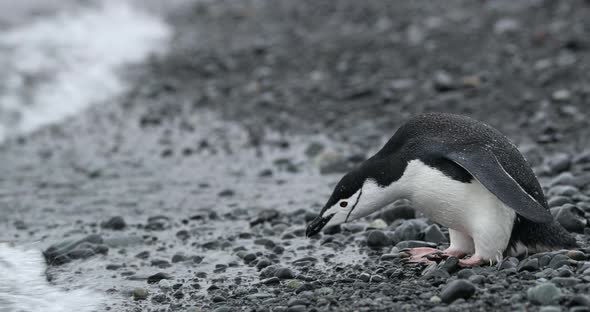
[440,280,476,303]
[396,240,437,249]
[527,283,562,305]
[367,230,392,248]
[393,219,428,242]
[133,288,149,301]
[553,204,587,233]
[101,216,126,230]
[423,224,447,243]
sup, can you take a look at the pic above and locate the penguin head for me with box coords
[306,159,396,237]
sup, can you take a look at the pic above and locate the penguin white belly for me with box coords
[400,160,516,259]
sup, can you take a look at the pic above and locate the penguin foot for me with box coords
[441,248,467,258]
[401,247,445,264]
[458,256,483,267]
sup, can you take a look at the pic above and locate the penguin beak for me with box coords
[306,214,334,237]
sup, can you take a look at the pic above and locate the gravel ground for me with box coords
[1,0,590,311]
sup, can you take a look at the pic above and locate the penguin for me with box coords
[306,113,577,267]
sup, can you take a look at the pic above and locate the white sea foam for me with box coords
[0,1,171,142]
[0,244,103,312]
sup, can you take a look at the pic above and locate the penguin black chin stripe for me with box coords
[307,113,578,267]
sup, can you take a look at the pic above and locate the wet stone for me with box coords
[440,257,460,273]
[151,294,169,304]
[567,250,586,261]
[151,259,171,268]
[457,269,475,279]
[256,258,272,270]
[527,283,562,305]
[133,288,149,301]
[145,216,171,231]
[147,272,172,284]
[546,153,571,174]
[171,253,187,263]
[261,277,281,285]
[367,230,392,248]
[423,224,447,243]
[569,294,590,308]
[175,230,190,240]
[380,203,415,223]
[393,219,428,242]
[250,209,280,226]
[548,196,572,208]
[519,258,540,272]
[274,268,295,279]
[553,204,587,233]
[396,240,437,249]
[101,216,127,230]
[359,273,371,282]
[44,234,108,265]
[440,280,476,303]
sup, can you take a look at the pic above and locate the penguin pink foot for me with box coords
[458,256,484,267]
[401,247,444,264]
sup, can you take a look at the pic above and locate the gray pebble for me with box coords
[553,204,587,233]
[261,277,281,284]
[396,240,437,249]
[546,153,571,174]
[423,224,447,243]
[393,219,428,242]
[147,272,172,284]
[274,268,295,279]
[133,288,149,301]
[367,230,392,248]
[519,258,540,272]
[527,283,561,305]
[440,280,476,303]
[379,203,416,223]
[101,216,126,230]
[539,307,561,312]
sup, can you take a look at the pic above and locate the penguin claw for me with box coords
[400,247,446,265]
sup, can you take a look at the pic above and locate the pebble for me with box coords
[274,268,295,279]
[393,219,428,242]
[145,215,171,231]
[457,269,475,279]
[423,224,447,243]
[147,272,172,284]
[366,230,392,248]
[261,277,281,285]
[286,305,306,312]
[519,258,540,272]
[367,219,388,230]
[549,254,572,269]
[318,152,350,174]
[380,203,415,223]
[549,185,579,197]
[432,71,456,92]
[440,280,476,303]
[494,18,520,34]
[396,240,437,249]
[552,89,572,102]
[359,273,371,282]
[250,209,280,226]
[158,279,172,290]
[286,280,303,289]
[171,253,187,263]
[546,153,572,174]
[569,294,590,308]
[553,204,587,233]
[539,306,562,312]
[101,216,126,230]
[133,288,149,301]
[548,196,572,208]
[527,283,562,305]
[440,257,460,274]
[567,250,587,261]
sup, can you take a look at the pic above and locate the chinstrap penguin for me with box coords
[306,113,577,267]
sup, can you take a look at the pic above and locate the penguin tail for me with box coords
[506,218,578,257]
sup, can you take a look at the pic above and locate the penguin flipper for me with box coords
[442,146,553,224]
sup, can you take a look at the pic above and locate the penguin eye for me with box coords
[339,201,348,208]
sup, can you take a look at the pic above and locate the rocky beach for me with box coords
[1,0,590,311]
